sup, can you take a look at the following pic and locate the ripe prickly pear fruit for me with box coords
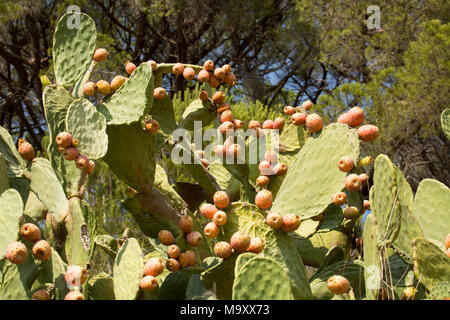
[337,156,354,172]
[32,290,51,300]
[256,175,270,187]
[306,113,323,133]
[224,73,237,86]
[230,231,251,253]
[337,113,350,125]
[213,210,227,226]
[400,287,417,300]
[203,60,214,71]
[158,230,175,245]
[281,214,301,232]
[213,145,226,159]
[258,160,274,176]
[248,120,261,130]
[302,100,313,111]
[212,91,226,105]
[200,203,218,219]
[333,192,347,206]
[124,61,137,75]
[222,64,232,74]
[198,70,210,83]
[172,63,184,75]
[357,124,379,142]
[179,215,194,234]
[96,80,112,95]
[214,241,232,259]
[359,173,369,185]
[153,87,167,101]
[86,160,95,175]
[32,240,51,261]
[445,234,450,250]
[93,48,108,62]
[56,132,73,149]
[64,291,84,300]
[178,253,189,268]
[110,75,127,91]
[18,138,35,161]
[72,138,80,148]
[262,120,274,130]
[247,237,265,254]
[327,275,350,294]
[266,212,283,229]
[20,223,41,242]
[284,106,295,116]
[233,119,244,129]
[213,68,225,80]
[347,106,364,127]
[186,231,203,247]
[183,67,196,80]
[213,191,230,209]
[273,163,288,176]
[148,60,157,71]
[199,90,209,101]
[145,119,160,134]
[345,174,362,191]
[217,103,231,114]
[201,158,209,168]
[255,189,273,210]
[208,74,220,88]
[139,275,158,292]
[65,265,88,287]
[62,147,79,161]
[273,117,285,131]
[83,81,96,96]
[343,206,360,219]
[291,112,307,126]
[185,250,196,266]
[264,150,277,164]
[219,121,234,134]
[168,244,181,259]
[220,110,234,123]
[144,257,165,276]
[75,154,90,171]
[5,241,28,264]
[204,222,220,238]
[226,143,242,159]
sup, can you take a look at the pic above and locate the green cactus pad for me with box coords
[271,123,360,222]
[186,274,216,300]
[53,13,96,87]
[412,237,450,290]
[412,179,449,247]
[317,204,344,233]
[97,63,154,125]
[42,85,81,192]
[382,253,415,288]
[65,98,108,159]
[23,158,69,223]
[85,273,115,300]
[23,191,48,222]
[293,227,352,267]
[148,96,177,149]
[310,260,365,300]
[0,126,26,177]
[441,108,450,140]
[0,154,9,194]
[232,256,293,300]
[154,164,187,212]
[363,214,382,300]
[295,219,320,238]
[427,281,450,300]
[94,235,118,257]
[234,252,257,275]
[35,250,68,300]
[220,202,312,299]
[103,122,156,194]
[0,258,39,300]
[177,99,216,131]
[316,246,345,274]
[0,189,23,260]
[279,123,305,152]
[72,60,96,98]
[113,238,143,300]
[158,272,193,300]
[200,255,238,300]
[208,160,242,201]
[64,198,89,266]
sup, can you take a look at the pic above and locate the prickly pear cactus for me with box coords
[441,108,450,140]
[0,189,23,260]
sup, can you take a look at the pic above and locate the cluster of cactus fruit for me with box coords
[0,12,449,301]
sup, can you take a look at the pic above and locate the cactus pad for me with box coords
[65,98,108,159]
[427,281,450,300]
[53,13,96,87]
[232,256,292,300]
[113,238,143,300]
[0,189,23,260]
[271,123,360,221]
[0,154,9,194]
[177,99,216,131]
[23,191,48,222]
[0,126,26,178]
[86,273,115,300]
[363,214,382,300]
[148,96,177,149]
[441,108,450,140]
[94,235,117,257]
[97,63,154,125]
